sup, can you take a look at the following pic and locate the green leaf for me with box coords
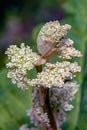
[62,0,87,130]
[0,69,32,130]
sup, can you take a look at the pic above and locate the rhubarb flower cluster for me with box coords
[28,62,81,88]
[5,43,40,90]
[5,20,82,130]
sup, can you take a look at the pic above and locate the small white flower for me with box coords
[19,124,29,130]
[49,81,79,111]
[28,62,81,88]
[37,21,71,55]
[5,43,40,90]
[57,38,82,59]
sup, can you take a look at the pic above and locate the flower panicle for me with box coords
[5,20,82,130]
[5,43,40,90]
[28,61,81,88]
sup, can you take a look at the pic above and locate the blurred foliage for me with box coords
[0,69,32,130]
[0,0,62,27]
[0,0,87,130]
[62,0,87,130]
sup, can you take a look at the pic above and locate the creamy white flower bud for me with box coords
[19,124,29,130]
[37,21,71,55]
[28,62,81,88]
[57,38,82,59]
[19,124,38,130]
[5,43,40,90]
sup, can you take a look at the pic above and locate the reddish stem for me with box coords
[35,65,57,130]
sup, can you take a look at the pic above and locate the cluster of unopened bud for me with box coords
[5,43,40,90]
[28,61,81,88]
[5,21,82,130]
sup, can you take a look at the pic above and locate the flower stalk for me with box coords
[35,65,57,130]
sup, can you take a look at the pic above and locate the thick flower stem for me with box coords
[44,88,57,130]
[35,65,57,130]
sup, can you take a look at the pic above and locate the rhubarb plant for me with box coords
[5,21,82,130]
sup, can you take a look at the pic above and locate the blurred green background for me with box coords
[0,0,87,130]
